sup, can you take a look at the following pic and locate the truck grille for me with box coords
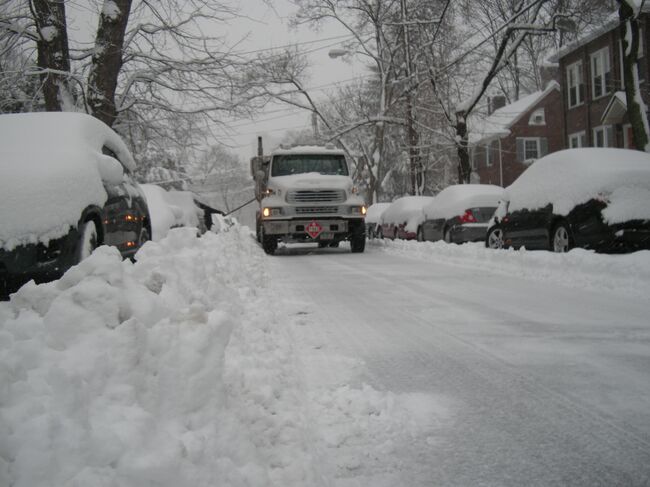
[295,206,339,215]
[287,189,345,203]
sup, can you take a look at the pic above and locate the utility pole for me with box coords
[400,0,421,195]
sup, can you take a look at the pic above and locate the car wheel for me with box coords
[76,220,98,263]
[485,226,504,249]
[329,241,340,248]
[443,227,452,243]
[377,227,384,239]
[417,226,424,242]
[552,221,572,253]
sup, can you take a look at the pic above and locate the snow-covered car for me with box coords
[0,112,151,298]
[365,202,391,239]
[485,148,650,252]
[140,184,211,240]
[420,184,505,243]
[379,196,434,240]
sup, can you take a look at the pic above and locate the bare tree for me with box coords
[617,0,650,151]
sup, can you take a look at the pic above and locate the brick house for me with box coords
[551,9,649,149]
[469,81,565,187]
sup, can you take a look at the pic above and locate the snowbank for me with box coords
[0,224,437,486]
[373,238,650,299]
[506,148,650,220]
[0,113,135,250]
[424,184,504,220]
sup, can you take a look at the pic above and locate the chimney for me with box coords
[257,136,263,156]
[539,64,559,89]
[488,95,507,115]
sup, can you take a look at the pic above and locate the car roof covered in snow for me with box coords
[271,145,346,156]
[0,112,135,250]
[505,148,650,216]
[381,196,435,225]
[365,203,392,224]
[424,184,505,220]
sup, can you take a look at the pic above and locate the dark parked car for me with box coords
[485,148,650,253]
[420,184,504,243]
[0,113,151,299]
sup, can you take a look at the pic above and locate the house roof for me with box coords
[549,6,650,63]
[469,81,559,145]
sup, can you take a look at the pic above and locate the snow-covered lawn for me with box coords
[0,226,436,486]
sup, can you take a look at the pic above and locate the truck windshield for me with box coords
[271,154,348,177]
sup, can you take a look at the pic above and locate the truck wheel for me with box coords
[262,234,277,255]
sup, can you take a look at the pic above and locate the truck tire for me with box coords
[350,224,365,253]
[262,233,277,255]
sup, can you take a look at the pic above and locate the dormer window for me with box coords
[529,108,545,125]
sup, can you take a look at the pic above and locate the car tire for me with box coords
[552,221,573,253]
[76,220,98,263]
[443,227,452,244]
[417,226,424,242]
[485,226,504,249]
[377,227,384,239]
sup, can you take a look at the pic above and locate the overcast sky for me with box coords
[221,0,364,160]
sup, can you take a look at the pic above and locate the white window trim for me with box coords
[485,142,493,167]
[569,131,586,148]
[567,61,584,108]
[528,108,546,125]
[522,137,541,162]
[593,125,613,148]
[591,47,611,99]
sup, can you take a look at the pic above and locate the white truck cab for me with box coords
[251,144,366,254]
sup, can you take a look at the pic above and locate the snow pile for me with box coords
[0,226,299,486]
[365,202,391,224]
[0,112,135,251]
[373,238,650,299]
[506,148,650,219]
[381,196,435,232]
[0,224,440,486]
[424,184,504,220]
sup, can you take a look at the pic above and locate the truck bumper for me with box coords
[262,218,364,242]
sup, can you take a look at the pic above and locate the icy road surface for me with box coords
[271,240,650,487]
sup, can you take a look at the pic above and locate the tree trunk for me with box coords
[618,0,650,152]
[32,0,72,111]
[87,0,133,127]
[456,114,471,183]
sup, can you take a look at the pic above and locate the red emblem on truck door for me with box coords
[306,220,323,239]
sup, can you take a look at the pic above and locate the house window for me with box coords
[567,61,585,108]
[593,125,614,147]
[529,108,546,125]
[485,142,493,167]
[516,137,548,163]
[569,131,587,148]
[591,47,611,99]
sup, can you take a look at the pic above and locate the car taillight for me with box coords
[460,209,476,223]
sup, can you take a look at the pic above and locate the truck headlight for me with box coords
[351,206,367,215]
[262,207,283,217]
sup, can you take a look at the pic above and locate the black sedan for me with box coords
[1,113,151,299]
[485,148,650,253]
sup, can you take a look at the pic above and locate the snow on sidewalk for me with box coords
[0,226,440,487]
[373,238,650,299]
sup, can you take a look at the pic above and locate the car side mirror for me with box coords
[98,155,124,186]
